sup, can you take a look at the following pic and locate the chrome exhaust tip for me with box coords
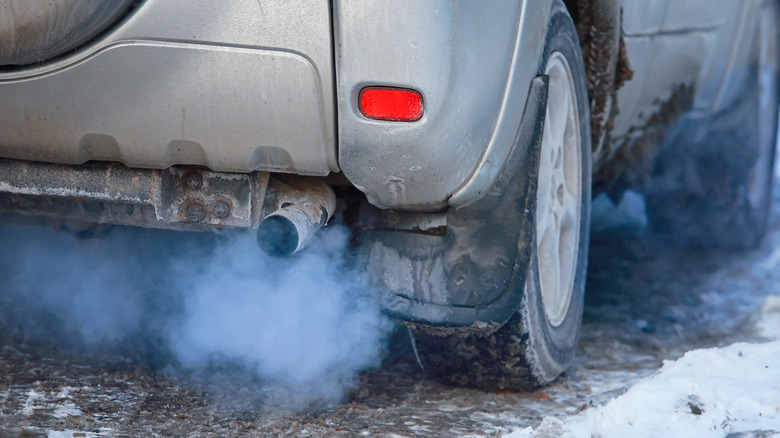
[256,176,336,257]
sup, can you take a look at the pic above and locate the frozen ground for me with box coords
[0,187,779,437]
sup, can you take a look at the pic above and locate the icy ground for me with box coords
[0,188,779,437]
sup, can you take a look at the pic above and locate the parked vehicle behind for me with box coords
[1,0,777,390]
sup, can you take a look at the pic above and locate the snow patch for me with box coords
[52,387,83,419]
[510,342,780,437]
[22,388,45,416]
[504,417,569,438]
[19,387,83,419]
[52,402,83,419]
[48,431,104,438]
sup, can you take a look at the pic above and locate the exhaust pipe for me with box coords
[257,176,337,257]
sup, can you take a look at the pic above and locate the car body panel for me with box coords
[0,0,337,175]
[606,0,754,161]
[621,0,666,35]
[334,0,547,211]
[1,41,329,174]
[660,0,733,32]
[707,2,762,112]
[448,0,550,208]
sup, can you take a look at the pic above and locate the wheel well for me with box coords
[558,0,630,176]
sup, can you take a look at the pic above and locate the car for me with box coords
[0,0,777,390]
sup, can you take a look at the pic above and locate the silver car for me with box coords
[1,0,777,390]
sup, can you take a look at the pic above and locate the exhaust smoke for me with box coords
[0,218,392,404]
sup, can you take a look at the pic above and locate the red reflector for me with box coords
[359,87,423,122]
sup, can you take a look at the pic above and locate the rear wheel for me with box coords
[646,0,780,249]
[411,0,592,390]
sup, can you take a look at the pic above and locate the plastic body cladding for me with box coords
[333,0,551,211]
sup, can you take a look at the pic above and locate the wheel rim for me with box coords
[537,51,582,328]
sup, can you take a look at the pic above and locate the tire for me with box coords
[646,0,780,250]
[411,0,592,390]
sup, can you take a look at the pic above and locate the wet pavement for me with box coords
[0,189,778,437]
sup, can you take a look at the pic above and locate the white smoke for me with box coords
[167,225,392,400]
[0,218,392,403]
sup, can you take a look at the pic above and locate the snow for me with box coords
[19,386,84,419]
[21,388,45,416]
[51,401,83,419]
[507,341,780,438]
[52,387,84,419]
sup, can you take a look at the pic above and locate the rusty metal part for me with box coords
[256,176,337,257]
[186,205,206,223]
[0,158,338,255]
[0,159,269,231]
[213,201,230,219]
[185,172,203,189]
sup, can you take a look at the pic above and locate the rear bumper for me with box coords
[0,0,337,176]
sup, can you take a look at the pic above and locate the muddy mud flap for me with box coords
[362,77,548,328]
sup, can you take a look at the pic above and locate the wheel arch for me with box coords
[562,0,625,164]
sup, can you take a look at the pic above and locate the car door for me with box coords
[610,0,747,142]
